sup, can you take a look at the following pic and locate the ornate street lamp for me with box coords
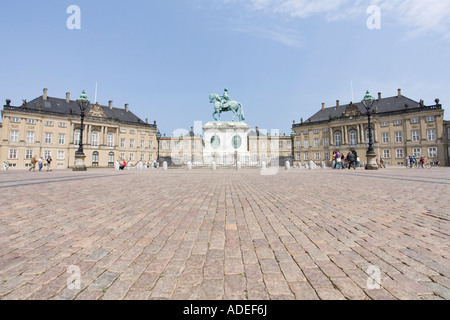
[361,90,378,170]
[156,130,161,164]
[73,90,90,171]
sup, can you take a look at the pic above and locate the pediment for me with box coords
[86,103,107,118]
[343,103,362,117]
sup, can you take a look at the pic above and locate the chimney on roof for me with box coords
[109,100,113,110]
[66,92,70,103]
[336,100,340,108]
[146,118,148,124]
[378,92,382,101]
[125,103,129,112]
[322,103,325,110]
[43,88,48,101]
[398,88,402,98]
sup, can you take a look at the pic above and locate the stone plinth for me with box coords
[203,121,251,167]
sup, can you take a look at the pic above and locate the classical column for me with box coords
[330,127,334,145]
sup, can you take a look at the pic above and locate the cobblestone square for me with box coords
[0,167,449,300]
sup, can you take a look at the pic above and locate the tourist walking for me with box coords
[29,156,37,172]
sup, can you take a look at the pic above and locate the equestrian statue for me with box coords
[209,88,245,122]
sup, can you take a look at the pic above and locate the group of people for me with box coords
[29,155,52,172]
[332,151,360,170]
[406,155,434,168]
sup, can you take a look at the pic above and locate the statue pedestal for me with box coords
[203,121,251,167]
[365,152,379,170]
[73,153,87,171]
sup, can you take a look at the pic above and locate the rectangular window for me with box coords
[296,140,301,149]
[428,147,437,158]
[59,122,67,128]
[383,150,391,158]
[313,129,319,134]
[411,130,420,142]
[58,134,66,145]
[141,140,145,148]
[286,141,291,149]
[324,152,330,160]
[149,141,153,149]
[304,139,309,149]
[27,119,36,125]
[304,153,309,161]
[395,132,403,143]
[394,120,402,126]
[45,121,54,127]
[413,148,421,158]
[396,149,404,159]
[44,133,52,144]
[130,139,135,148]
[323,138,329,147]
[381,121,389,127]
[130,130,136,134]
[91,132,99,147]
[74,130,81,145]
[427,129,436,141]
[279,141,283,149]
[57,151,65,160]
[129,153,135,161]
[119,153,125,160]
[107,134,114,147]
[410,118,419,124]
[10,117,20,123]
[314,139,320,147]
[25,150,34,159]
[140,153,145,161]
[26,131,35,143]
[426,116,435,122]
[9,130,19,142]
[296,153,301,160]
[44,150,51,159]
[8,149,18,159]
[382,132,389,144]
[315,152,320,160]
[120,139,125,148]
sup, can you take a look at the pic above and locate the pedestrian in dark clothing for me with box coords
[347,151,356,170]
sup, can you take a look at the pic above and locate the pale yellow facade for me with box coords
[1,100,157,169]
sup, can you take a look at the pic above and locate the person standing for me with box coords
[347,151,356,170]
[356,156,361,168]
[336,151,341,169]
[38,156,43,172]
[46,156,52,171]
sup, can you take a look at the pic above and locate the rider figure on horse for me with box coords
[221,88,230,108]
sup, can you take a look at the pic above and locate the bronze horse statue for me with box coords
[209,93,245,122]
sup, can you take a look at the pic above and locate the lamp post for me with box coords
[73,91,90,171]
[156,130,161,165]
[361,90,378,170]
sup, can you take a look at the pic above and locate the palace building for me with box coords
[291,89,446,167]
[1,87,448,170]
[0,88,158,169]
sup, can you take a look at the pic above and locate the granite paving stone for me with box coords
[0,167,449,300]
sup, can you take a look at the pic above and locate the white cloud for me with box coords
[220,0,450,40]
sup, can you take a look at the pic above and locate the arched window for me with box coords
[92,151,99,167]
[108,152,114,166]
[334,131,342,147]
[349,130,357,147]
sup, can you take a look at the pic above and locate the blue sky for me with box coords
[1,0,449,135]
